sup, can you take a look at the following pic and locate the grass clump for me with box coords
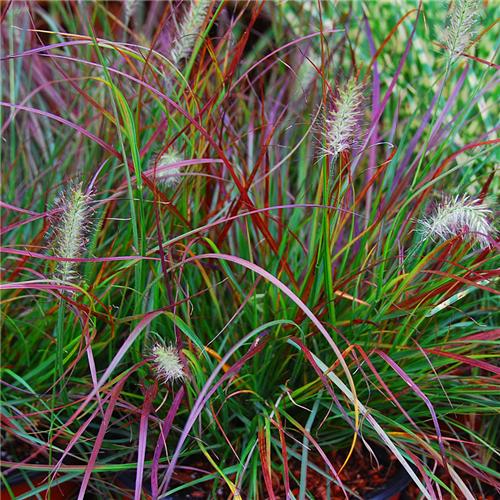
[1,1,498,499]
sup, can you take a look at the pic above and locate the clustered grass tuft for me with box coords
[1,1,498,498]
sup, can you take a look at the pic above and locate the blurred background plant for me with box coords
[1,0,498,498]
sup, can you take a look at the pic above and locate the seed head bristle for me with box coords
[320,77,365,161]
[151,151,183,188]
[123,0,138,27]
[171,0,212,65]
[151,343,185,383]
[442,0,480,62]
[419,195,496,249]
[52,183,93,283]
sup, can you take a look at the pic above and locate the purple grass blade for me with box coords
[0,201,41,215]
[47,313,167,478]
[0,281,81,294]
[393,65,468,188]
[364,14,381,222]
[351,5,422,174]
[376,351,447,464]
[50,361,149,477]
[160,332,269,494]
[171,253,356,390]
[77,379,127,500]
[0,247,159,263]
[151,387,185,498]
[135,384,157,500]
[160,252,360,491]
[0,102,118,156]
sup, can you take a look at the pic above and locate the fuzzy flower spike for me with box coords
[123,0,138,27]
[151,343,185,383]
[51,183,93,283]
[441,0,480,62]
[171,0,212,65]
[151,150,183,188]
[321,77,364,164]
[419,195,496,249]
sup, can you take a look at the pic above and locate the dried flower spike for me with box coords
[123,0,138,27]
[419,195,496,249]
[442,0,480,62]
[171,0,211,65]
[321,77,364,162]
[151,151,183,188]
[151,343,185,383]
[52,183,93,283]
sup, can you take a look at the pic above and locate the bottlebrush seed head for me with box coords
[123,0,138,27]
[320,77,365,161]
[171,0,211,64]
[151,151,183,188]
[51,183,93,283]
[442,0,480,61]
[418,195,496,249]
[151,343,185,383]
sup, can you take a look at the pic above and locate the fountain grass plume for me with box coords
[442,0,480,62]
[320,76,365,163]
[151,150,183,188]
[171,0,212,65]
[419,195,496,249]
[151,343,185,383]
[123,0,138,27]
[51,183,93,283]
